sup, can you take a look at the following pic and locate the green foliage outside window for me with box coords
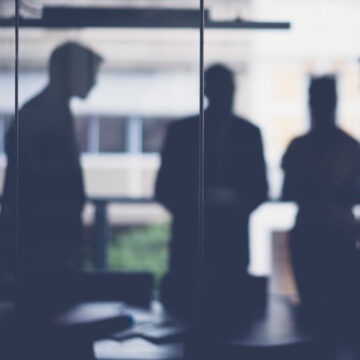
[108,223,170,285]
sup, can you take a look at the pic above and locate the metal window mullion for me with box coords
[127,116,142,154]
[197,0,205,322]
[88,115,100,153]
[15,0,20,284]
[0,115,5,153]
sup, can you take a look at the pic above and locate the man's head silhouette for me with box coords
[205,64,235,113]
[309,75,337,130]
[49,42,103,99]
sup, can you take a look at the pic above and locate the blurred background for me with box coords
[1,0,360,298]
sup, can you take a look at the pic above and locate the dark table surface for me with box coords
[0,295,314,359]
[1,296,355,360]
[95,295,312,360]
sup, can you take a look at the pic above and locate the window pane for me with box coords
[99,116,126,153]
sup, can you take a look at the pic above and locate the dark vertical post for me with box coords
[94,200,109,270]
[14,0,20,283]
[197,0,205,321]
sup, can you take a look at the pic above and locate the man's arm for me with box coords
[281,140,299,202]
[155,124,179,214]
[246,127,268,212]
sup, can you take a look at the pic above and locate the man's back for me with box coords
[2,89,85,273]
[282,127,360,225]
[13,89,85,214]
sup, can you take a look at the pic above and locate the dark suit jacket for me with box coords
[281,127,360,316]
[156,112,268,282]
[282,127,360,230]
[1,89,85,273]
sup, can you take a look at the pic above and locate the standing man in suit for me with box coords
[155,64,268,319]
[0,42,103,276]
[0,41,103,360]
[282,76,360,332]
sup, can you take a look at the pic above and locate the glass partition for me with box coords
[5,1,360,358]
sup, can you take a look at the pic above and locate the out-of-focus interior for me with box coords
[2,1,360,359]
[0,0,360,312]
[1,0,360,296]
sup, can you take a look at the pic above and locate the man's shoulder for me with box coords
[288,133,309,147]
[334,128,360,158]
[285,128,360,155]
[168,115,198,132]
[293,128,360,148]
[282,134,310,163]
[173,115,198,126]
[168,114,262,138]
[20,91,47,118]
[336,128,360,145]
[232,115,261,136]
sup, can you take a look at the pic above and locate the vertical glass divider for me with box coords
[198,0,205,321]
[14,0,20,284]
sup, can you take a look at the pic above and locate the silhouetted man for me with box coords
[282,76,360,332]
[1,42,102,275]
[156,64,268,318]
